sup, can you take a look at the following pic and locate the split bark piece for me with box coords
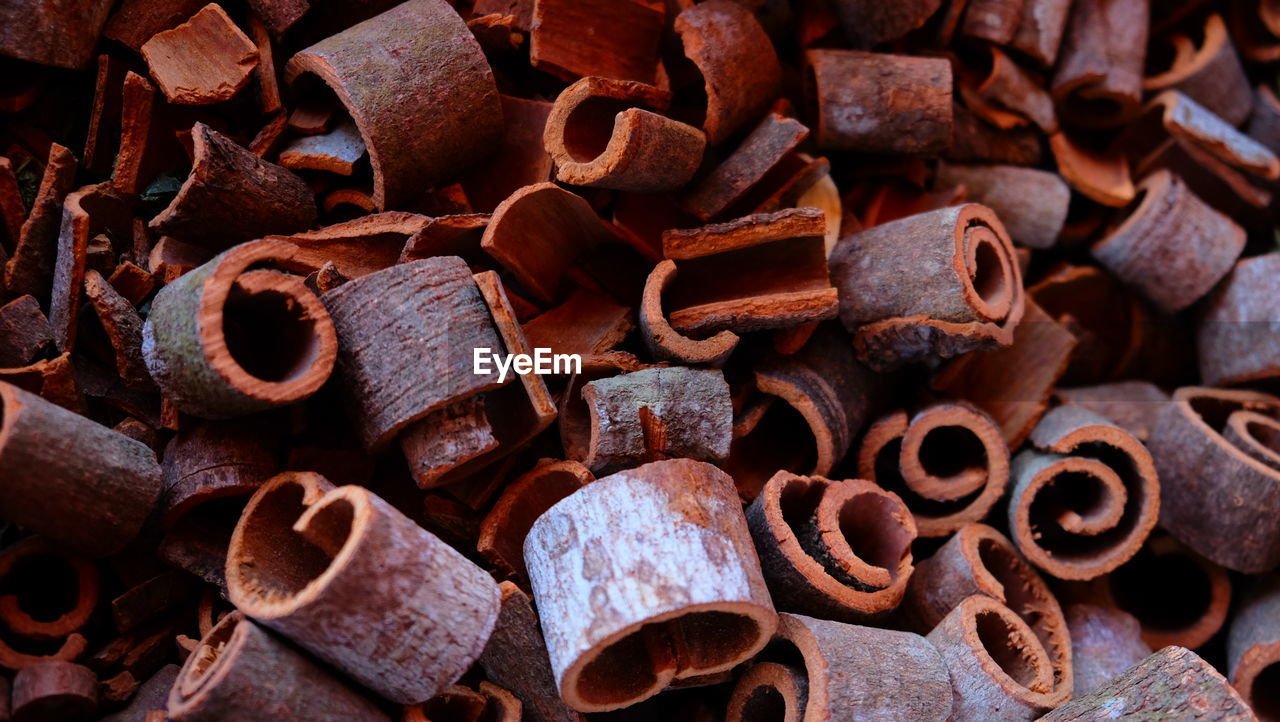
[83,269,151,390]
[278,119,367,176]
[1048,132,1135,207]
[726,661,808,722]
[478,583,585,722]
[1010,0,1072,66]
[961,47,1056,134]
[521,289,631,358]
[1228,574,1280,720]
[1197,254,1280,388]
[10,661,96,722]
[544,77,704,192]
[0,381,161,557]
[683,113,810,222]
[935,164,1068,249]
[575,366,731,475]
[1147,387,1280,573]
[1041,646,1253,721]
[478,460,593,581]
[459,95,555,214]
[285,0,501,210]
[4,144,76,301]
[1055,382,1170,442]
[530,0,664,84]
[903,524,1071,704]
[0,295,52,367]
[928,596,1058,721]
[141,4,260,106]
[149,123,315,249]
[806,50,952,155]
[0,537,99,643]
[51,183,133,354]
[227,471,501,704]
[109,71,156,197]
[858,401,1010,537]
[142,239,338,418]
[1091,170,1244,314]
[1065,604,1151,699]
[1008,405,1160,581]
[1051,0,1149,128]
[268,212,427,280]
[830,0,944,48]
[0,353,83,414]
[525,459,776,712]
[159,417,279,527]
[961,0,1025,43]
[746,471,917,622]
[831,203,1024,371]
[0,0,113,69]
[673,0,782,145]
[1142,14,1251,127]
[168,611,388,721]
[103,0,206,51]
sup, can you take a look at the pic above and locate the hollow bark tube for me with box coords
[142,240,338,419]
[10,661,97,721]
[829,204,1024,370]
[1065,604,1151,699]
[1197,254,1280,388]
[0,381,161,557]
[226,472,501,704]
[1051,0,1149,128]
[524,459,777,713]
[168,612,389,721]
[1228,575,1280,719]
[0,537,99,643]
[1142,14,1252,127]
[934,164,1069,250]
[285,0,502,210]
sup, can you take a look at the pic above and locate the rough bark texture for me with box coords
[50,183,132,353]
[0,0,114,68]
[478,583,586,722]
[962,0,1026,44]
[83,269,151,390]
[1048,131,1135,207]
[1197,254,1280,388]
[1065,603,1151,699]
[683,113,809,222]
[0,295,52,367]
[140,4,259,105]
[1052,0,1149,128]
[1142,14,1251,126]
[159,417,280,526]
[639,259,739,365]
[1054,381,1170,442]
[10,661,97,721]
[478,461,594,581]
[830,0,945,48]
[935,164,1068,249]
[530,0,664,84]
[1011,0,1072,65]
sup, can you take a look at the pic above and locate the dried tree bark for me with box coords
[1065,604,1151,699]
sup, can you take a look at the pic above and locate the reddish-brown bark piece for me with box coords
[1123,90,1280,184]
[1228,574,1280,719]
[458,96,555,214]
[478,583,585,722]
[478,461,594,581]
[961,0,1025,44]
[1028,265,1143,385]
[683,113,810,222]
[398,214,488,264]
[247,0,309,35]
[1048,132,1135,207]
[100,664,179,722]
[726,661,808,722]
[148,236,212,284]
[5,144,77,302]
[806,50,952,155]
[1091,170,1244,314]
[525,459,777,712]
[150,123,315,249]
[948,101,1044,166]
[858,401,1010,537]
[0,381,161,557]
[1010,0,1072,66]
[227,471,501,704]
[267,212,427,280]
[829,0,945,47]
[543,78,704,192]
[1148,387,1280,573]
[1143,14,1251,127]
[673,0,781,145]
[0,157,25,246]
[406,682,521,722]
[83,270,152,390]
[1197,254,1280,388]
[142,240,337,418]
[141,4,259,105]
[522,289,631,358]
[0,537,99,644]
[530,0,664,83]
[168,612,388,721]
[1051,0,1149,128]
[109,72,156,197]
[831,203,1024,371]
[961,47,1057,134]
[0,295,52,367]
[903,524,1071,703]
[278,119,366,176]
[159,417,280,527]
[935,164,1068,249]
[0,0,113,69]
[1065,604,1151,698]
[746,472,917,622]
[10,661,97,721]
[639,259,737,365]
[1055,382,1170,442]
[103,0,207,51]
[285,0,501,210]
[247,14,280,114]
[1041,646,1253,721]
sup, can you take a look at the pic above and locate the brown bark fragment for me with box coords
[104,0,207,52]
[83,269,152,390]
[1065,603,1151,699]
[5,144,77,302]
[961,0,1026,44]
[1011,0,1072,65]
[269,212,427,280]
[522,289,631,358]
[459,96,554,214]
[935,164,1068,249]
[530,0,664,84]
[830,0,945,47]
[1052,0,1149,128]
[478,461,594,581]
[141,4,260,106]
[683,113,810,222]
[1197,254,1280,388]
[1054,381,1170,442]
[0,0,113,69]
[478,583,585,722]
[278,119,367,176]
[1143,14,1251,127]
[0,295,52,367]
[1228,574,1280,718]
[10,661,97,721]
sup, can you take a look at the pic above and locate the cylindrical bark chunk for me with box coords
[1198,254,1280,388]
[10,661,97,722]
[1228,574,1280,719]
[1142,14,1251,126]
[1052,0,1149,128]
[1065,604,1151,699]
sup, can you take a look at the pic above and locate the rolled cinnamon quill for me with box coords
[1052,0,1149,129]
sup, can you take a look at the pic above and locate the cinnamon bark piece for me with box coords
[524,459,777,712]
[141,4,259,106]
[100,664,179,722]
[5,143,76,302]
[1228,574,1280,719]
[961,0,1026,44]
[277,119,366,176]
[927,595,1057,721]
[858,401,1010,537]
[159,417,280,527]
[478,583,585,722]
[1029,266,1143,386]
[142,240,337,418]
[673,0,781,145]
[830,203,1024,371]
[1249,84,1280,154]
[1142,14,1251,127]
[0,381,161,557]
[168,612,388,721]
[1065,604,1151,698]
[110,72,156,197]
[543,78,704,192]
[903,524,1071,705]
[285,0,500,210]
[10,661,97,721]
[148,236,212,284]
[267,212,429,280]
[935,164,1068,249]
[726,661,808,722]
[0,537,99,642]
[806,50,952,155]
[1148,387,1280,573]
[530,0,664,84]
[247,0,308,35]
[407,683,521,722]
[1054,382,1170,442]
[0,353,83,413]
[1040,646,1253,722]
[1197,254,1280,388]
[1051,0,1149,128]
[398,214,488,264]
[961,47,1057,134]
[521,289,631,358]
[0,0,113,69]
[683,113,810,222]
[83,269,152,391]
[829,0,944,47]
[1048,132,1135,207]
[247,14,281,114]
[227,471,501,704]
[0,157,25,246]
[149,123,315,249]
[1091,170,1244,314]
[0,295,52,367]
[1010,0,1072,66]
[478,461,594,581]
[639,259,737,364]
[746,472,917,622]
[103,0,207,51]
[458,96,554,214]
[1123,90,1280,183]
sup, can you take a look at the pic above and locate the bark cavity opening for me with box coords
[223,276,323,384]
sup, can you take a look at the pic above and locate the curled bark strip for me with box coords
[1055,381,1170,442]
[168,611,388,721]
[141,4,260,106]
[1041,646,1253,722]
[1148,387,1280,574]
[268,212,429,280]
[159,417,280,527]
[524,459,776,712]
[1008,405,1160,581]
[1065,604,1150,699]
[110,71,155,197]
[0,381,161,557]
[683,113,809,223]
[478,461,594,581]
[521,289,631,358]
[745,472,917,622]
[142,239,338,418]
[1228,574,1280,719]
[3,145,76,301]
[83,269,151,391]
[10,661,97,721]
[961,0,1026,44]
[50,183,132,353]
[544,77,704,192]
[1051,0,1148,128]
[1125,90,1280,182]
[831,203,1024,370]
[961,47,1056,134]
[529,0,664,84]
[1142,14,1251,127]
[806,50,952,155]
[0,538,99,642]
[927,595,1058,721]
[1197,254,1280,388]
[0,295,52,367]
[829,0,944,47]
[1010,0,1072,66]
[0,0,113,69]
[149,123,316,249]
[673,0,781,145]
[1091,170,1244,314]
[903,524,1071,704]
[285,0,501,210]
[858,401,1010,537]
[227,471,501,704]
[1048,132,1135,207]
[726,661,807,722]
[639,260,738,364]
[278,119,367,176]
[935,164,1068,249]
